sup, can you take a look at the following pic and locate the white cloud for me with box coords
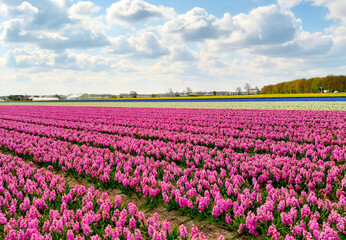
[68,1,100,20]
[161,5,301,52]
[253,31,333,57]
[50,0,71,9]
[1,18,35,43]
[1,0,73,30]
[0,0,345,95]
[0,1,108,50]
[1,18,109,50]
[39,24,109,50]
[305,0,346,62]
[167,45,196,62]
[114,60,137,72]
[14,74,31,83]
[277,0,302,9]
[233,5,299,45]
[308,0,346,22]
[2,48,133,72]
[0,3,8,16]
[206,5,301,52]
[106,31,169,59]
[160,7,233,43]
[106,0,175,26]
[5,48,56,68]
[54,51,119,71]
[308,0,346,41]
[17,1,39,15]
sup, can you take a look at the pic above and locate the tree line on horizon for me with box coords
[261,75,346,94]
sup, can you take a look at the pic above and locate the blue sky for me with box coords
[0,0,345,95]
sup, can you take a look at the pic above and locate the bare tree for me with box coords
[167,88,174,97]
[130,91,137,98]
[254,86,260,94]
[244,83,251,94]
[236,87,242,95]
[186,87,192,95]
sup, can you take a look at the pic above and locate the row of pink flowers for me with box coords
[0,106,344,148]
[0,106,345,239]
[0,153,216,239]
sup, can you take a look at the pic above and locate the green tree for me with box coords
[261,75,346,94]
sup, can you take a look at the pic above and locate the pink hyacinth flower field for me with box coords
[0,105,345,240]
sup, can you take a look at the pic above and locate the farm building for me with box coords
[66,93,113,100]
[32,96,60,101]
[66,93,86,100]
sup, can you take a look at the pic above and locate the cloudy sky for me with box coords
[0,0,345,95]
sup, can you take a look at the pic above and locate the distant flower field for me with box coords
[0,105,345,239]
[3,100,346,111]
